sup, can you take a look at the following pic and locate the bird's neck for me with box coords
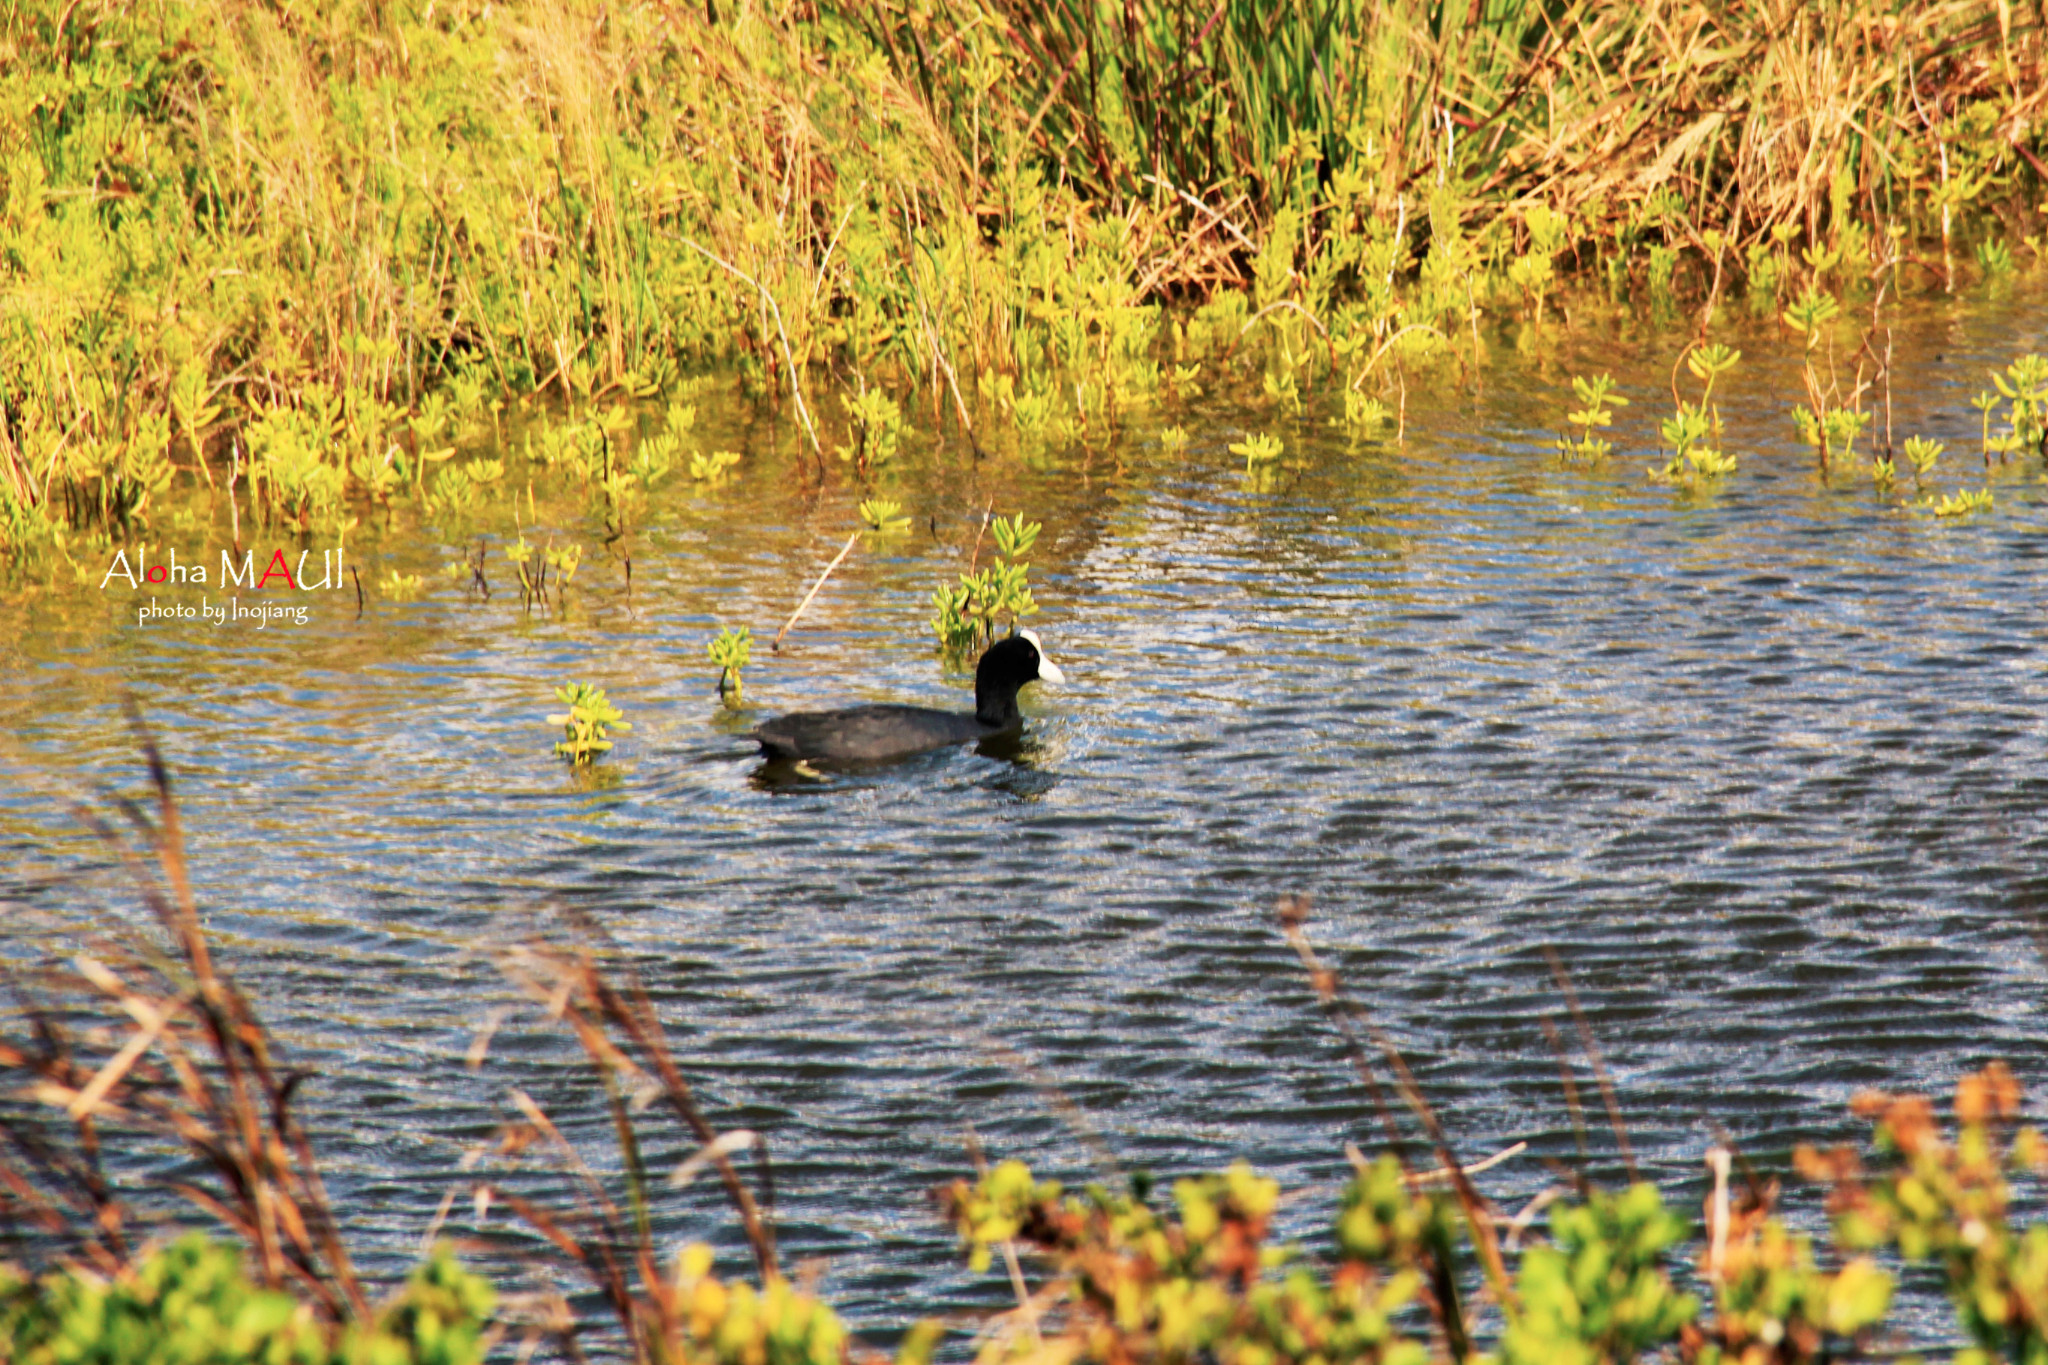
[975,684,1021,729]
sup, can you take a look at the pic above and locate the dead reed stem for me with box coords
[0,712,366,1320]
[1542,945,1638,1183]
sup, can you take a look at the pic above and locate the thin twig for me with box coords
[772,531,860,652]
[1543,945,1637,1182]
[1541,1015,1591,1167]
[676,236,823,465]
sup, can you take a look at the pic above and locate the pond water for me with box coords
[4,286,2048,1341]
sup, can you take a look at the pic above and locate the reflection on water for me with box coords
[3,288,2048,1337]
[747,732,1059,796]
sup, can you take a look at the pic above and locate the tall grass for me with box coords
[0,0,2040,571]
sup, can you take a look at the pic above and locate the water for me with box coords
[4,286,2047,1341]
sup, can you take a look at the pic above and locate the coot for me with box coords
[752,630,1065,764]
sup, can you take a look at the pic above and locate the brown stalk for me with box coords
[493,1088,647,1350]
[0,718,366,1321]
[494,934,780,1284]
[582,964,780,1279]
[1542,945,1637,1183]
[1277,895,1513,1354]
[1540,1014,1591,1167]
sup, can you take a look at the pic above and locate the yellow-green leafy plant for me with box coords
[0,1235,495,1365]
[669,1244,848,1365]
[941,1156,1433,1365]
[931,513,1041,654]
[1925,487,1995,517]
[691,449,742,482]
[1903,436,1943,488]
[709,626,752,704]
[859,498,913,539]
[550,683,630,763]
[1555,373,1628,463]
[1231,431,1284,475]
[1500,1183,1698,1365]
[839,387,904,471]
[1784,289,1866,473]
[1508,204,1570,320]
[1655,346,1739,486]
[1989,354,2048,463]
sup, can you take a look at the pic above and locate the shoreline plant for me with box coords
[0,0,2044,576]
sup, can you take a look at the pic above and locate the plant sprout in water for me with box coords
[690,450,741,482]
[550,683,630,764]
[1230,431,1283,474]
[1972,389,2003,462]
[930,513,1041,655]
[1926,487,1994,517]
[838,386,903,471]
[1989,354,2048,462]
[709,626,752,704]
[1335,390,1390,440]
[1903,437,1943,487]
[547,543,581,587]
[1654,345,1739,486]
[858,498,912,539]
[1554,373,1627,463]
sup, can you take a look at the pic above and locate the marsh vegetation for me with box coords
[1,0,2045,581]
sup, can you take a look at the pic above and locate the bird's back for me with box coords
[752,704,992,763]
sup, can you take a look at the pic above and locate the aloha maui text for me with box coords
[99,547,346,592]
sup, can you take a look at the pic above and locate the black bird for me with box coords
[752,631,1065,764]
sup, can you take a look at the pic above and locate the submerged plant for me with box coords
[1989,354,2048,463]
[1336,390,1392,441]
[1653,346,1740,486]
[931,513,1042,654]
[858,498,913,539]
[1783,289,1873,473]
[1230,431,1284,474]
[1925,487,1995,517]
[1507,203,1571,321]
[1903,437,1944,487]
[550,683,631,763]
[1973,389,2006,462]
[546,543,582,588]
[690,450,742,483]
[1793,406,1871,469]
[1555,373,1628,463]
[709,626,753,704]
[839,388,904,471]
